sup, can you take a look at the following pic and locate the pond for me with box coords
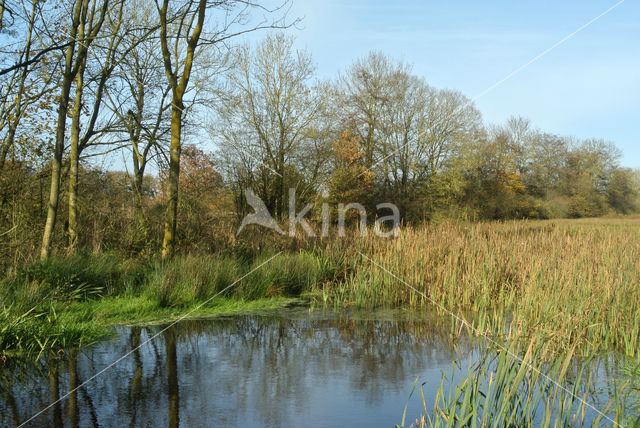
[0,309,634,427]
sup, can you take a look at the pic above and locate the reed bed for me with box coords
[317,218,640,358]
[2,218,638,361]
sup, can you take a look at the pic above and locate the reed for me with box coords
[318,218,640,357]
[2,218,638,362]
[397,334,638,428]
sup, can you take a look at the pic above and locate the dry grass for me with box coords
[317,218,640,357]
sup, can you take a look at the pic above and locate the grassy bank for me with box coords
[0,251,331,357]
[1,218,639,360]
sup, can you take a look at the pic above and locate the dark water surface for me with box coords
[0,309,633,427]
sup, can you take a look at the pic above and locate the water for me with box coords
[0,309,634,427]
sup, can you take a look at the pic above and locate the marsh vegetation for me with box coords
[2,0,640,425]
[1,219,639,425]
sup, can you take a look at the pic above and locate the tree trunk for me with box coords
[0,1,5,32]
[40,120,65,261]
[130,83,148,240]
[277,153,285,219]
[158,0,206,259]
[132,153,148,239]
[161,106,182,258]
[68,64,85,251]
[40,0,83,261]
[68,142,79,250]
[0,125,15,176]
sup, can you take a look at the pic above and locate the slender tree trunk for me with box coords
[68,146,79,250]
[0,1,5,32]
[277,152,285,219]
[67,55,87,251]
[0,126,15,175]
[40,127,65,261]
[130,84,148,240]
[161,106,182,258]
[40,0,83,261]
[132,157,148,237]
[134,181,148,237]
[158,0,206,259]
[0,103,22,178]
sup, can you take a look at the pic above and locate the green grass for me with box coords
[0,251,315,357]
[0,305,109,359]
[61,295,303,326]
[398,333,639,428]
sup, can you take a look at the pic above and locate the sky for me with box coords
[254,0,639,168]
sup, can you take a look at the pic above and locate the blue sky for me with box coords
[270,0,640,167]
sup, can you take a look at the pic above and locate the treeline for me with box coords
[0,1,638,264]
[215,43,639,223]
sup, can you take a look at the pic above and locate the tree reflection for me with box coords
[164,328,180,428]
[68,349,79,428]
[0,311,626,427]
[47,356,62,428]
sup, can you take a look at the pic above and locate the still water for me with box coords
[0,309,631,427]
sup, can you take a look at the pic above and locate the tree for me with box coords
[563,139,620,218]
[215,33,324,219]
[338,51,406,169]
[155,0,207,258]
[607,168,639,214]
[327,130,374,211]
[155,1,296,258]
[103,0,170,240]
[159,145,229,251]
[336,52,482,220]
[463,130,530,219]
[379,84,481,219]
[0,0,57,176]
[523,131,569,199]
[66,1,128,251]
[40,0,112,261]
[0,1,75,78]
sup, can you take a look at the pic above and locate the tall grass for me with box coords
[0,250,330,355]
[148,255,244,307]
[2,218,639,361]
[2,252,148,310]
[321,219,640,357]
[398,334,638,427]
[0,305,108,359]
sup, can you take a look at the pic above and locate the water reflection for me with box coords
[0,309,628,427]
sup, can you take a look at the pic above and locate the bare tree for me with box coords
[100,0,170,241]
[337,52,481,218]
[0,0,57,174]
[66,1,129,251]
[40,0,112,260]
[155,0,297,258]
[214,33,324,218]
[338,51,406,169]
